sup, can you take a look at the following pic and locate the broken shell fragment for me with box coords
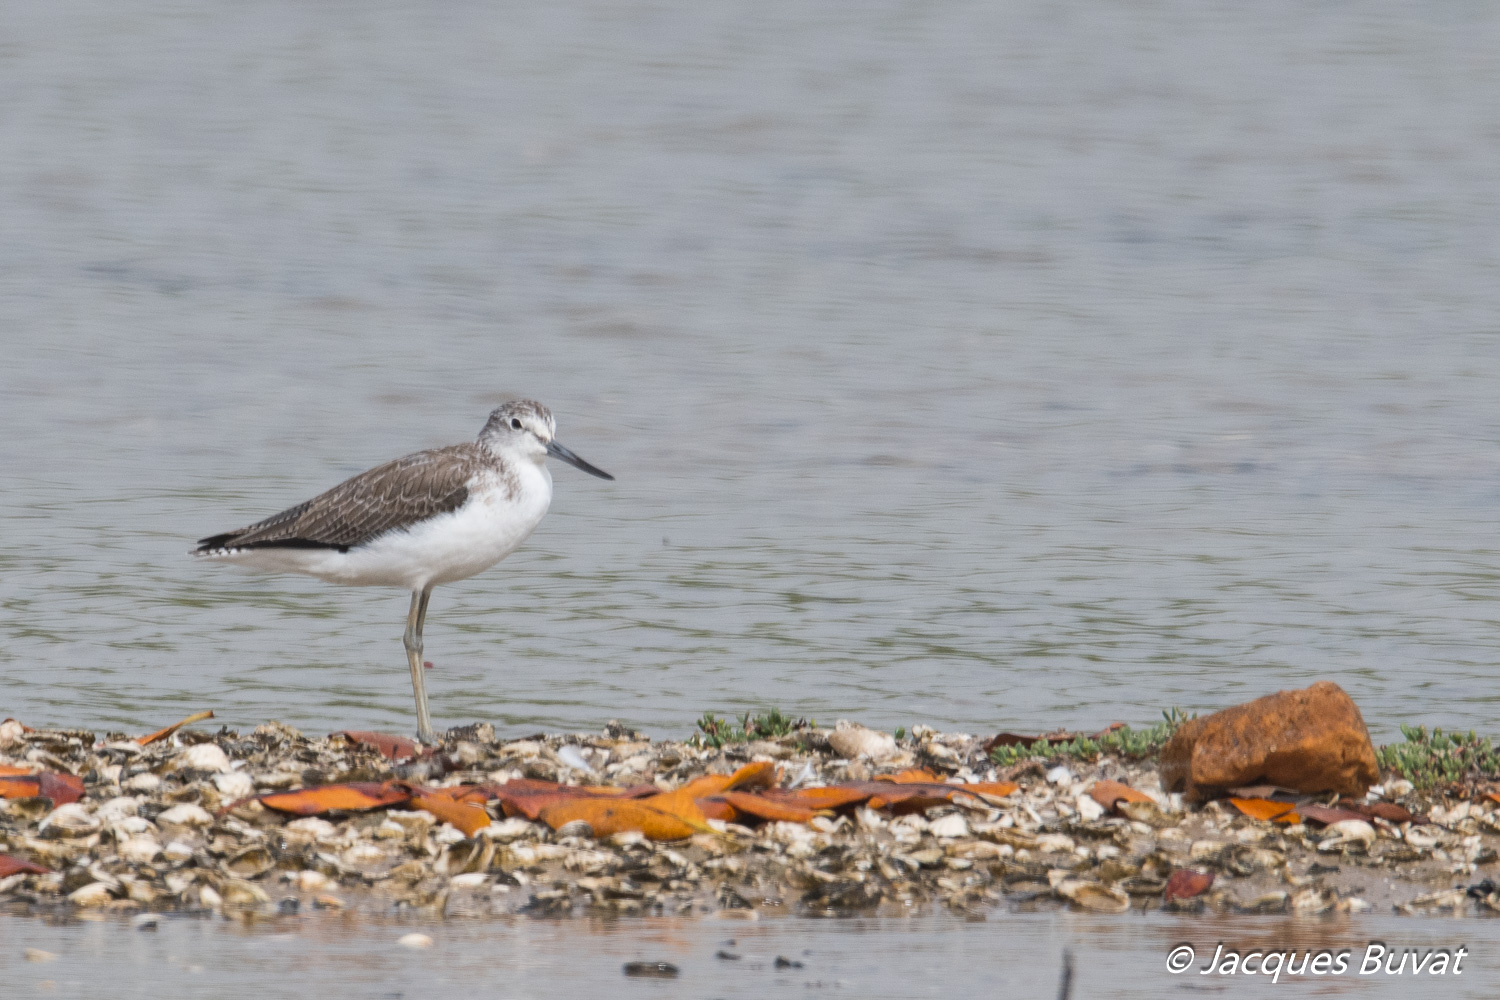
[173,744,231,773]
[67,881,115,906]
[39,804,100,838]
[156,804,214,827]
[827,722,898,762]
[928,814,970,840]
[1318,819,1376,852]
[118,836,163,865]
[221,878,271,907]
[213,771,255,799]
[222,846,276,879]
[1056,879,1130,913]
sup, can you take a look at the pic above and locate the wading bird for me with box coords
[193,400,612,743]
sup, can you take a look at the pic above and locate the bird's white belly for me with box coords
[211,469,553,591]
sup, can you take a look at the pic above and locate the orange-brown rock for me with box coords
[1160,681,1379,803]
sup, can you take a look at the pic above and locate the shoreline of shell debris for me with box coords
[3,717,1499,923]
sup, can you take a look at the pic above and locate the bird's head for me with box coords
[480,400,613,480]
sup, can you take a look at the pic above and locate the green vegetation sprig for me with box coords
[690,708,810,749]
[988,708,1189,767]
[1378,725,1500,791]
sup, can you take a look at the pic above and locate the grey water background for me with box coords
[3,910,1495,999]
[3,0,1500,746]
[0,917,1494,1000]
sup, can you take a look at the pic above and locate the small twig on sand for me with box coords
[1056,948,1074,1000]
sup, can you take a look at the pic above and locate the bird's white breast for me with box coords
[212,461,554,590]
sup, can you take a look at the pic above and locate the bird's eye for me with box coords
[511,418,523,430]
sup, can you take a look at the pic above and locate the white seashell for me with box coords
[40,803,101,837]
[213,771,255,799]
[162,841,196,863]
[220,879,270,906]
[607,830,647,848]
[157,803,214,827]
[199,885,223,909]
[768,821,817,844]
[450,872,489,888]
[123,772,161,793]
[554,745,596,773]
[374,820,408,840]
[431,825,467,846]
[1190,840,1226,860]
[297,870,331,892]
[928,814,970,839]
[174,744,231,774]
[1045,766,1074,786]
[827,722,898,762]
[118,836,163,864]
[254,771,301,789]
[1074,796,1105,822]
[23,948,57,963]
[1056,879,1130,913]
[1403,828,1442,850]
[96,797,141,824]
[67,881,115,906]
[283,817,340,844]
[1384,779,1414,797]
[342,843,390,867]
[1318,819,1376,852]
[808,815,846,834]
[479,817,539,842]
[1035,833,1075,854]
[398,933,433,950]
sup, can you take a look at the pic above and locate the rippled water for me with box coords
[3,0,1499,744]
[3,911,1495,999]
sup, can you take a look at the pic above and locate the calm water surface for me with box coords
[3,910,1496,999]
[2,1,1499,745]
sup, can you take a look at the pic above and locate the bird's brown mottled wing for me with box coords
[196,445,481,552]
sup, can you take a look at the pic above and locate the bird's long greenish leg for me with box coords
[404,587,436,744]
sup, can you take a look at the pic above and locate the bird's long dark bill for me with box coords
[547,440,614,480]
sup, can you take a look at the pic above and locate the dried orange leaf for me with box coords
[259,782,411,815]
[717,791,823,824]
[642,774,738,827]
[876,769,941,784]
[1088,780,1153,810]
[722,761,777,791]
[1297,804,1368,826]
[409,793,491,836]
[962,781,1020,799]
[538,798,702,840]
[336,730,419,762]
[488,782,608,820]
[760,786,874,811]
[0,854,50,878]
[695,796,739,822]
[1229,797,1299,823]
[0,765,34,777]
[0,773,85,806]
[138,710,215,747]
[1365,802,1416,824]
[1164,868,1214,902]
